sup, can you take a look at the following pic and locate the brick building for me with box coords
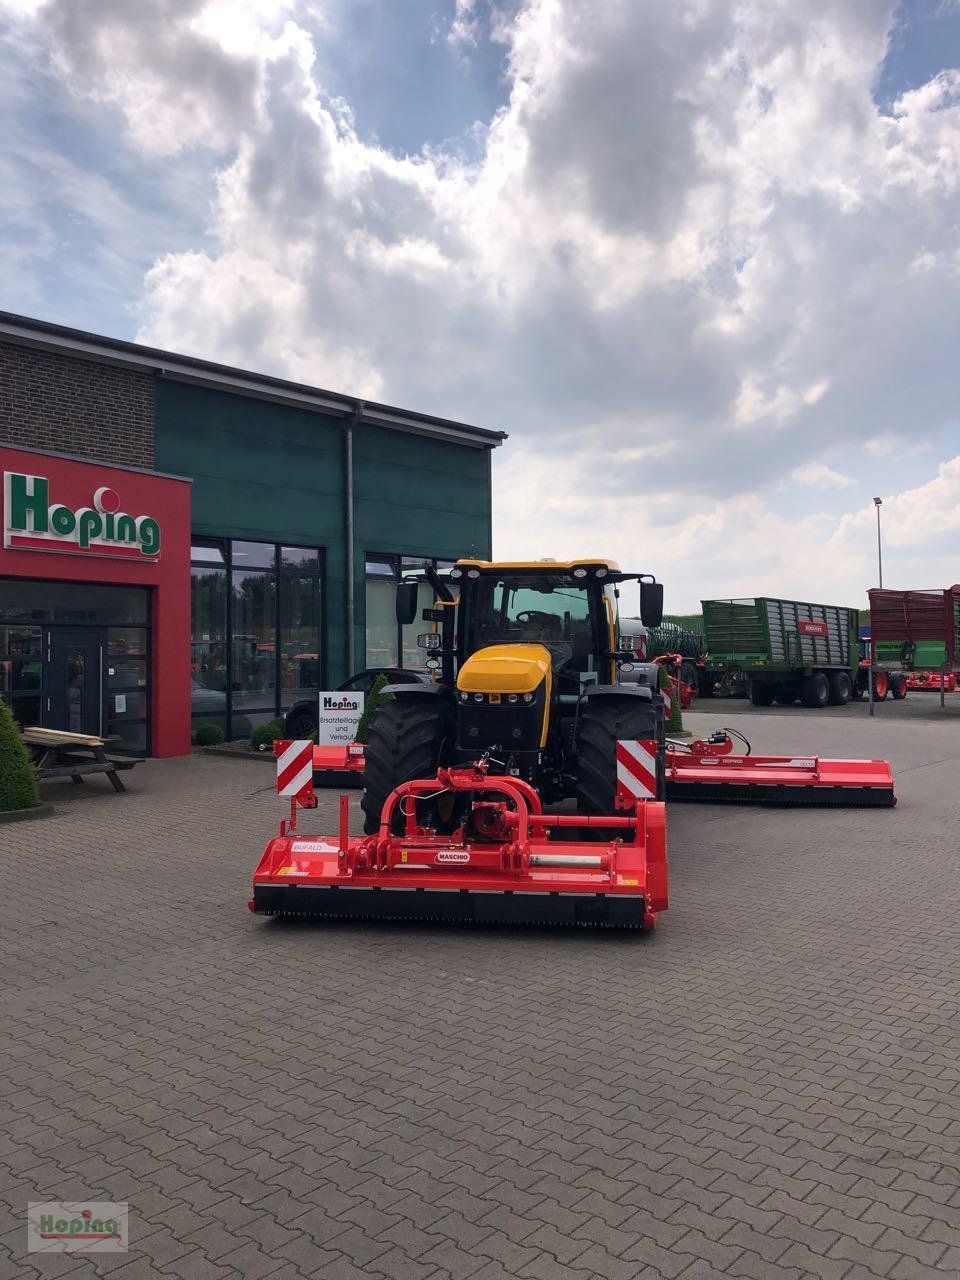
[0,312,504,755]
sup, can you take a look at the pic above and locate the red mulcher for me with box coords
[250,732,894,931]
[252,742,666,929]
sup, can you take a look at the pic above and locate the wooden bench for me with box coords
[22,727,144,794]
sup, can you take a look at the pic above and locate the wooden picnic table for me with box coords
[22,727,144,793]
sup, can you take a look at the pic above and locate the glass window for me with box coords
[191,566,227,695]
[365,558,396,578]
[469,576,594,691]
[191,539,323,739]
[232,568,277,714]
[281,546,319,570]
[106,719,147,753]
[4,695,41,728]
[231,541,276,570]
[106,658,148,691]
[0,626,44,699]
[191,541,226,565]
[280,575,322,706]
[0,581,147,624]
[107,628,148,657]
[365,556,399,668]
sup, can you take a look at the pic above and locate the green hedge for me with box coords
[0,699,40,811]
[251,717,286,752]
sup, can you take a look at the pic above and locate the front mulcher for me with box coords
[252,740,668,931]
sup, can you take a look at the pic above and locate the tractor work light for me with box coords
[507,693,518,703]
[467,569,480,578]
[460,691,469,701]
[426,657,441,670]
[523,692,534,702]
[473,693,484,702]
[572,567,588,578]
[595,567,608,578]
[450,568,463,579]
[417,633,441,649]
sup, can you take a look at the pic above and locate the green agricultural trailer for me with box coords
[702,597,864,707]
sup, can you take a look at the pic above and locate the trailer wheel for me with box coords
[802,672,830,708]
[747,680,775,707]
[576,695,664,827]
[828,672,852,706]
[889,673,907,700]
[361,695,453,834]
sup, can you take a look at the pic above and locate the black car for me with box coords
[283,668,432,738]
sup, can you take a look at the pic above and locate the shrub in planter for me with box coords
[194,723,225,746]
[355,674,395,743]
[251,717,286,752]
[0,698,40,811]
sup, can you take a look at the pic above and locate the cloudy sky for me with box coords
[2,0,959,612]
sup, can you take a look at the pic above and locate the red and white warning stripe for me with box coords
[276,740,314,798]
[616,738,659,803]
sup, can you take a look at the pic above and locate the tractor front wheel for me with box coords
[361,696,453,834]
[577,695,664,824]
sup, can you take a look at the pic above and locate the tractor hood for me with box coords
[457,644,552,695]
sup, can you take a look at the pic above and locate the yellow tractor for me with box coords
[362,558,665,832]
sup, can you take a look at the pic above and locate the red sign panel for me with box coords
[798,619,828,637]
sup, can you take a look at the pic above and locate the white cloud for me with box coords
[5,0,960,605]
[790,462,855,490]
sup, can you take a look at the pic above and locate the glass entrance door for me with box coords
[47,629,105,737]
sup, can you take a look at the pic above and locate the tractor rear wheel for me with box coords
[828,671,852,705]
[361,695,453,834]
[889,672,907,700]
[873,670,889,700]
[576,695,665,824]
[802,672,830,708]
[747,680,775,706]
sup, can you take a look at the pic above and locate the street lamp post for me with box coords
[870,497,884,717]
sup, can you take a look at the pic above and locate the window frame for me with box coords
[190,540,326,741]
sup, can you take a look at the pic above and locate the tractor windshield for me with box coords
[468,576,599,689]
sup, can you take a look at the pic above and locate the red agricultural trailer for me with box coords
[869,586,960,706]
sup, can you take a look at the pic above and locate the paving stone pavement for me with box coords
[0,711,958,1280]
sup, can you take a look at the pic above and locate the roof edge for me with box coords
[0,311,507,450]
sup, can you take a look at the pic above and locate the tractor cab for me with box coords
[388,558,664,809]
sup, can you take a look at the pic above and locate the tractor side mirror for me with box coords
[640,581,664,628]
[396,581,418,625]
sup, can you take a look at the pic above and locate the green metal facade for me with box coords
[155,381,493,685]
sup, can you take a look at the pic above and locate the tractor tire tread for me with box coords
[576,695,665,821]
[361,697,452,834]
